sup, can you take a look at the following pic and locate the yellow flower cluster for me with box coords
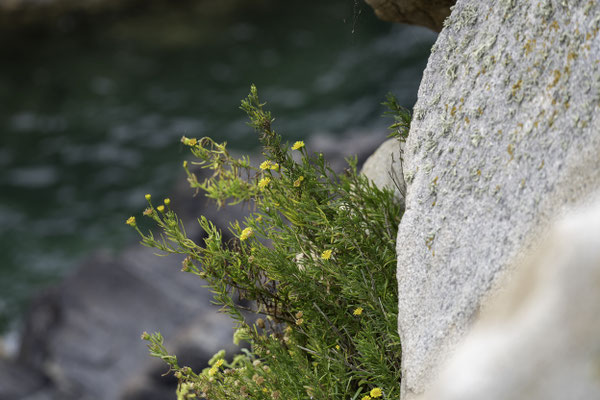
[126,216,136,226]
[321,249,332,260]
[258,177,271,189]
[353,307,364,316]
[157,205,165,213]
[260,160,279,170]
[240,227,254,241]
[361,388,383,400]
[291,141,304,150]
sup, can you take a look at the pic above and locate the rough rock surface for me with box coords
[423,195,600,400]
[360,138,406,205]
[397,1,600,397]
[364,0,455,32]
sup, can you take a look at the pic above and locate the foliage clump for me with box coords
[129,85,405,400]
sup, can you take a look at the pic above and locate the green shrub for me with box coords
[128,85,406,400]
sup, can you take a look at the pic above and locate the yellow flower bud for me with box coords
[240,227,254,241]
[258,177,271,189]
[260,160,271,170]
[181,136,197,146]
[321,249,332,260]
[259,160,279,170]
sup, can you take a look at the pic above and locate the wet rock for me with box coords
[364,0,455,32]
[0,357,53,399]
[17,247,238,400]
[423,195,600,400]
[396,1,600,397]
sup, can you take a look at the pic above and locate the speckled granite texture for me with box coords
[397,1,600,397]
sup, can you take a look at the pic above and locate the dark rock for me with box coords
[0,357,53,399]
[364,0,455,32]
[17,247,238,400]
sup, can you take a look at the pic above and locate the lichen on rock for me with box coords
[397,0,600,397]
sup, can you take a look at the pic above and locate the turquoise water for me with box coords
[0,2,436,332]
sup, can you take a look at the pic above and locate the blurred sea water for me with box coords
[0,1,436,332]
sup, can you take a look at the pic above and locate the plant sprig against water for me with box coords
[382,93,411,142]
[128,85,405,400]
